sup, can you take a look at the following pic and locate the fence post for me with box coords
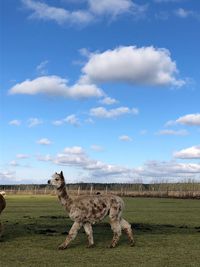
[90,185,93,195]
[77,186,80,195]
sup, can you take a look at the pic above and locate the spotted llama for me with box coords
[48,171,135,249]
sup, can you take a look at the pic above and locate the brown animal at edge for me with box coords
[0,193,6,237]
[48,171,135,250]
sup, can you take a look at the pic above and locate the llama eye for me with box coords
[55,178,59,181]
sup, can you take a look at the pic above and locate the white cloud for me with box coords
[37,138,52,145]
[0,171,16,183]
[157,129,188,136]
[82,46,185,87]
[174,146,200,159]
[9,75,103,99]
[52,115,81,127]
[100,96,118,105]
[49,146,132,182]
[16,154,30,159]
[174,8,200,20]
[28,118,43,128]
[64,146,85,155]
[175,8,191,18]
[22,0,146,26]
[37,146,200,182]
[166,113,200,127]
[9,160,20,167]
[36,154,52,162]
[90,106,139,118]
[155,0,184,3]
[133,160,200,179]
[9,120,21,126]
[88,0,146,18]
[22,0,93,25]
[90,145,104,152]
[85,118,94,124]
[176,114,200,126]
[36,60,49,75]
[69,83,103,99]
[52,120,64,126]
[88,0,131,16]
[64,114,80,127]
[119,135,133,141]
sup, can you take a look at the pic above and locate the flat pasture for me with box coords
[1,196,200,267]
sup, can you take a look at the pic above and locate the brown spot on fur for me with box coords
[91,208,96,215]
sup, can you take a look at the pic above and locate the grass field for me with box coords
[1,196,200,267]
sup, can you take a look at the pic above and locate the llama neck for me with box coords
[57,184,72,208]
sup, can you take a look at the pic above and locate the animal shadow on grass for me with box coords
[1,215,200,244]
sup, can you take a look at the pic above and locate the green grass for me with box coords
[1,196,200,267]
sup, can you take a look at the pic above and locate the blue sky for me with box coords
[1,0,200,184]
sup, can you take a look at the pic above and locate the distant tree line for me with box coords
[1,181,200,192]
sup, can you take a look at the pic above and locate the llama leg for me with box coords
[109,219,122,248]
[83,222,94,248]
[59,221,82,250]
[120,218,135,246]
[109,206,122,248]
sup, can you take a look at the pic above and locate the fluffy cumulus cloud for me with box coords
[8,46,184,100]
[176,114,200,126]
[90,106,139,118]
[100,96,118,105]
[166,113,200,127]
[82,46,185,87]
[174,146,200,159]
[9,76,103,99]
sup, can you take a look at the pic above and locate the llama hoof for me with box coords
[130,240,135,247]
[107,244,116,248]
[58,243,68,250]
[86,244,95,248]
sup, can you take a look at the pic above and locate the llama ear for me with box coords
[60,171,63,177]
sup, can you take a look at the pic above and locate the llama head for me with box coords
[48,171,65,189]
